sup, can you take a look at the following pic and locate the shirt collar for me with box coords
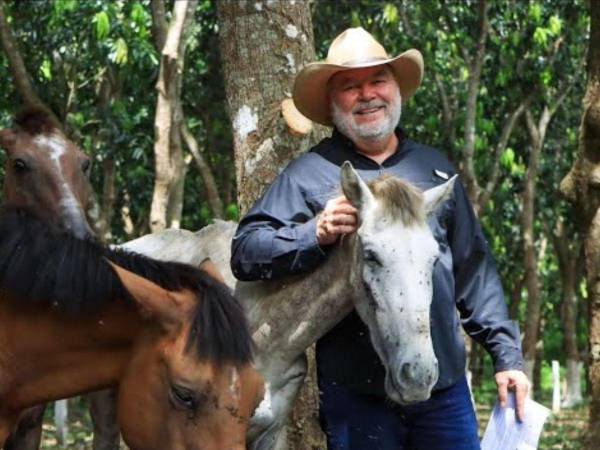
[330,127,407,169]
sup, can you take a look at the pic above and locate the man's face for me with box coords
[329,65,401,144]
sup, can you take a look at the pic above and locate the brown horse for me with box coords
[0,108,114,450]
[0,110,263,449]
[0,108,94,240]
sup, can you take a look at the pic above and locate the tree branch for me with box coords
[0,0,59,123]
[478,93,534,210]
[180,115,224,219]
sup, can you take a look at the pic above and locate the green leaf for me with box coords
[351,11,361,27]
[226,204,239,221]
[500,147,515,169]
[94,11,110,40]
[130,2,148,28]
[54,0,77,15]
[495,70,508,87]
[460,67,469,81]
[382,3,399,25]
[533,27,548,46]
[114,38,129,65]
[548,15,562,36]
[540,68,552,86]
[528,3,542,23]
[40,59,52,80]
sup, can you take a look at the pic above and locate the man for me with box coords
[231,27,529,449]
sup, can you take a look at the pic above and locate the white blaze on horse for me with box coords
[123,161,456,450]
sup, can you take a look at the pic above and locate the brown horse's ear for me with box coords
[0,129,17,152]
[108,261,181,327]
[199,258,226,284]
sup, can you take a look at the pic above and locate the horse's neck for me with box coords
[237,236,360,371]
[0,301,141,410]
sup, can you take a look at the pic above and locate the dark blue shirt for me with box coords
[231,129,523,396]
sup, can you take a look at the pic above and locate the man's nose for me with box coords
[358,83,376,101]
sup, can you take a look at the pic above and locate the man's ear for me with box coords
[423,175,458,216]
[0,129,17,153]
[109,261,182,328]
[341,161,375,214]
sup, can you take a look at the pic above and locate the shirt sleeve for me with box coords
[449,180,524,373]
[230,171,327,281]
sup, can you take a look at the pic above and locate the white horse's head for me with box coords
[341,161,456,405]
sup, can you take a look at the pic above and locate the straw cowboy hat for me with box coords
[292,27,423,126]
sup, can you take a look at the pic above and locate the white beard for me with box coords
[331,88,402,144]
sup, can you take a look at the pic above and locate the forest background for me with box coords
[0,0,596,449]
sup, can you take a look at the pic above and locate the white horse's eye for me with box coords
[364,249,382,266]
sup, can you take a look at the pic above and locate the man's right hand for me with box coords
[316,196,358,246]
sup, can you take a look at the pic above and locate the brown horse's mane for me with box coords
[0,207,253,365]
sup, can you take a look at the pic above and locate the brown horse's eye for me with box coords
[12,158,29,174]
[169,384,199,412]
[81,159,91,175]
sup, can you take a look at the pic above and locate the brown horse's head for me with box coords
[0,108,94,239]
[111,264,264,450]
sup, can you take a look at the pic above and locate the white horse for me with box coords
[122,162,456,450]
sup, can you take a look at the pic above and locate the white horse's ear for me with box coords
[423,175,458,216]
[341,161,375,213]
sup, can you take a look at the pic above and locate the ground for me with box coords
[39,396,588,449]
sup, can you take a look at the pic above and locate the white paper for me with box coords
[481,393,551,450]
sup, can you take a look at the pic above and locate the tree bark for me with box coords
[560,2,600,445]
[149,0,197,232]
[217,2,328,448]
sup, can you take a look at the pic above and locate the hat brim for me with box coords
[292,49,423,126]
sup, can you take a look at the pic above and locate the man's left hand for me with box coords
[494,370,530,422]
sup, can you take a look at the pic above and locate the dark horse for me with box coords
[0,110,263,449]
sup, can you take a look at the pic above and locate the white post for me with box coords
[552,360,561,413]
[54,399,68,446]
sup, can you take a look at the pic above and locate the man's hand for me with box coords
[495,369,530,422]
[316,196,358,246]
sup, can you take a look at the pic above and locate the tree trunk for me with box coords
[560,2,600,446]
[217,2,328,448]
[520,109,546,385]
[217,0,327,214]
[553,218,584,407]
[149,0,197,232]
